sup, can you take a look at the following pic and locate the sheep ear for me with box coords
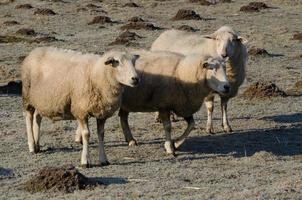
[237,36,248,44]
[202,62,208,68]
[133,54,140,61]
[105,57,119,67]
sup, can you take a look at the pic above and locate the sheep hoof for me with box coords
[81,163,91,168]
[173,141,182,150]
[166,152,177,158]
[205,128,215,135]
[34,146,40,153]
[224,126,233,133]
[128,140,138,146]
[100,161,110,166]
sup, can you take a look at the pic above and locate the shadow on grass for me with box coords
[178,113,302,158]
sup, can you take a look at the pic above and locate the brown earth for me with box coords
[242,82,287,99]
[171,9,204,20]
[22,165,103,193]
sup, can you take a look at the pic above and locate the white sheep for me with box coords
[151,26,248,133]
[22,47,139,167]
[118,50,230,155]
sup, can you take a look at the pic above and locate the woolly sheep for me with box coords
[151,26,248,133]
[22,47,139,167]
[118,50,230,155]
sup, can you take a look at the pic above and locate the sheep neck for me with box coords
[228,42,247,87]
[88,61,122,119]
[177,62,210,104]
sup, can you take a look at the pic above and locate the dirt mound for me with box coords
[3,20,19,26]
[15,4,33,9]
[124,2,140,7]
[292,33,302,41]
[176,25,199,32]
[0,80,22,95]
[171,9,204,20]
[250,151,278,162]
[248,47,270,56]
[121,22,160,31]
[128,16,145,22]
[16,28,37,36]
[240,2,270,12]
[109,31,142,46]
[34,8,56,15]
[249,2,269,9]
[285,81,302,96]
[22,165,103,193]
[242,82,287,99]
[88,15,114,25]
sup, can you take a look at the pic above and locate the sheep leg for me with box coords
[75,125,82,144]
[205,95,215,134]
[159,111,175,156]
[221,97,233,133]
[96,119,110,166]
[78,119,91,168]
[119,109,137,146]
[174,116,195,149]
[32,110,42,153]
[25,110,35,153]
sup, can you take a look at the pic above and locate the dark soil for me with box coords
[240,5,260,12]
[171,9,204,20]
[88,15,114,25]
[22,165,103,193]
[292,33,302,41]
[248,47,270,56]
[3,20,19,26]
[15,4,33,9]
[0,80,22,95]
[128,16,145,22]
[242,82,287,99]
[124,2,140,7]
[15,28,37,36]
[249,2,269,9]
[121,22,161,30]
[176,25,199,32]
[109,31,142,46]
[240,2,269,12]
[34,8,56,15]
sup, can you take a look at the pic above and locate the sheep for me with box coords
[22,47,139,167]
[151,26,248,134]
[118,50,230,155]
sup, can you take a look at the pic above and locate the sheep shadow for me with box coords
[179,113,302,158]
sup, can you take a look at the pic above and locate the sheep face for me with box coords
[203,58,230,95]
[206,32,247,59]
[105,54,140,87]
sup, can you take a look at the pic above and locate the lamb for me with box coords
[151,26,248,134]
[22,47,139,167]
[118,50,230,155]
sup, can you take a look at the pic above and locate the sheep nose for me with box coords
[222,54,228,58]
[131,77,139,86]
[223,85,230,93]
